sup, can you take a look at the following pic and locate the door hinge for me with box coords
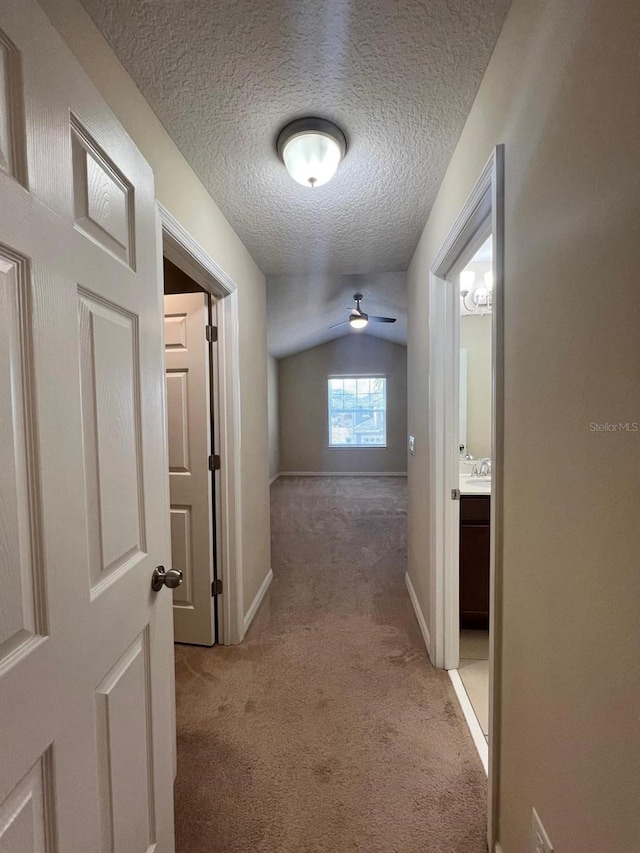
[208,454,221,471]
[206,324,217,343]
[211,578,223,596]
[451,488,461,500]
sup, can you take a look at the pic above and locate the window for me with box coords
[328,376,387,447]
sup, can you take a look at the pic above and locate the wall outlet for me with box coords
[408,435,415,456]
[531,808,554,853]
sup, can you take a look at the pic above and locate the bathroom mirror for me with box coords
[460,316,492,458]
[459,348,468,455]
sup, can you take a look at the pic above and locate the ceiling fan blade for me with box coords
[369,316,396,323]
[330,320,349,329]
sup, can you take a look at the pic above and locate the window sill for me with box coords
[327,445,388,450]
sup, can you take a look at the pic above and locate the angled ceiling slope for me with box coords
[268,272,407,359]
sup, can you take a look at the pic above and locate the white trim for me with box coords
[431,157,494,274]
[157,203,244,646]
[494,845,504,853]
[279,471,407,477]
[404,573,431,657]
[153,206,178,781]
[488,144,506,849]
[217,290,244,645]
[428,272,446,669]
[326,446,388,450]
[448,669,488,774]
[243,569,273,634]
[269,473,282,486]
[158,202,235,297]
[327,373,388,378]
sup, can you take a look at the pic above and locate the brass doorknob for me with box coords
[151,565,183,592]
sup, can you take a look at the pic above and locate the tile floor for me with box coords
[458,630,490,739]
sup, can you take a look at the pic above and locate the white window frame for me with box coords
[327,374,388,449]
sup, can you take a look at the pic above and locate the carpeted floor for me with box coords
[174,476,487,852]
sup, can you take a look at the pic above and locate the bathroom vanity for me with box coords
[459,493,490,629]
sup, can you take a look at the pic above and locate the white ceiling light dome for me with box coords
[276,118,347,188]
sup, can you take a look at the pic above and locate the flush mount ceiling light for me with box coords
[276,118,347,188]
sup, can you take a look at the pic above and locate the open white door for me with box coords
[164,292,216,646]
[0,2,175,851]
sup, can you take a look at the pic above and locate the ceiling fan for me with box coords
[331,293,397,330]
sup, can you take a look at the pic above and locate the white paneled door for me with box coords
[164,292,216,646]
[0,2,175,851]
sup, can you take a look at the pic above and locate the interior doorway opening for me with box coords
[158,204,245,647]
[427,146,504,848]
[452,233,494,761]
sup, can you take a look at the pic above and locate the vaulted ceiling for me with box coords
[81,0,511,354]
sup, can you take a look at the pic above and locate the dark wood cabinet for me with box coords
[459,495,490,629]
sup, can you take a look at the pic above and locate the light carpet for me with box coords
[175,476,487,852]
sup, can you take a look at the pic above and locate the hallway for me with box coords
[174,477,487,852]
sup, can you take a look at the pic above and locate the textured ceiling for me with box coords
[81,0,511,353]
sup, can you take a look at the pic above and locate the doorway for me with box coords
[453,234,493,764]
[158,204,245,646]
[427,146,504,847]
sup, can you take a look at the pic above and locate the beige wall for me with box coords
[268,355,280,480]
[279,336,407,474]
[460,315,492,459]
[41,0,271,616]
[407,0,640,850]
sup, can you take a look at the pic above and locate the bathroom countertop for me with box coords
[459,475,491,496]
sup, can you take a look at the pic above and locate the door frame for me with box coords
[157,203,244,646]
[427,145,504,848]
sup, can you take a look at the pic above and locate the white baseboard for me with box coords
[405,572,431,656]
[448,669,489,775]
[269,473,282,485]
[494,844,504,853]
[280,471,408,477]
[243,568,273,634]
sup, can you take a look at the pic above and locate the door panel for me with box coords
[0,2,175,851]
[95,630,154,853]
[0,250,45,670]
[170,507,194,609]
[164,292,215,646]
[71,117,135,267]
[0,28,26,184]
[166,370,190,472]
[78,291,145,588]
[0,749,54,851]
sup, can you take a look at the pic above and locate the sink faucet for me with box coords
[472,458,492,477]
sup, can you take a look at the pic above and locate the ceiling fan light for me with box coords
[277,118,347,188]
[349,313,368,330]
